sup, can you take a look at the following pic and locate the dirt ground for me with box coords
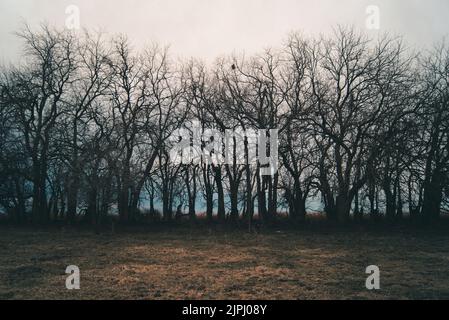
[1,224,449,300]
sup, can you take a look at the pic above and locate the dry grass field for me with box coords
[1,224,449,300]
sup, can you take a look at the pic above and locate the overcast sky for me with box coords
[1,0,448,64]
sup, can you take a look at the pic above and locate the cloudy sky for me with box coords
[0,0,448,64]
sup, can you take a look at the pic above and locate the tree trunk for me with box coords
[203,165,214,221]
[229,183,239,223]
[422,169,443,223]
[336,194,351,223]
[256,169,268,222]
[215,166,226,222]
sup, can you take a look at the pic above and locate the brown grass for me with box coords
[1,225,449,300]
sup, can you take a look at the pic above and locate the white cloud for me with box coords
[0,0,448,63]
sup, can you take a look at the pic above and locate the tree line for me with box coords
[0,24,448,226]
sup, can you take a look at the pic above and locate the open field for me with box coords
[1,224,449,300]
